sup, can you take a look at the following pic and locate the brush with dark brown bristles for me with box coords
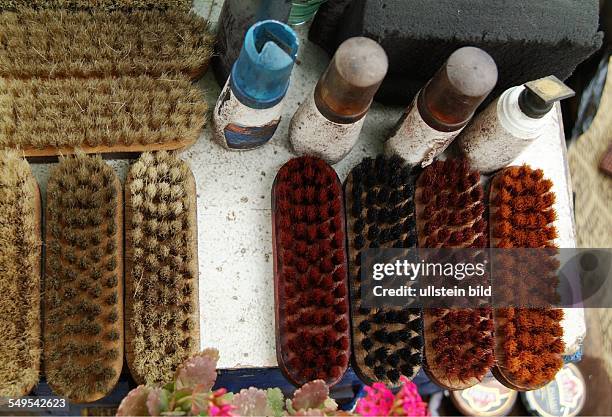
[345,155,423,387]
[273,156,351,386]
[0,151,41,397]
[125,151,200,385]
[44,153,123,403]
[490,165,564,391]
[415,158,494,390]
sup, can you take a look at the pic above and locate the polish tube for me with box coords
[289,37,388,164]
[385,47,498,167]
[212,20,298,150]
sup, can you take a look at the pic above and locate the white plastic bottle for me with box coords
[458,75,575,173]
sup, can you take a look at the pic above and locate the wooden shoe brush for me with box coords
[125,151,199,385]
[415,158,494,390]
[0,151,41,397]
[490,165,564,390]
[44,153,123,402]
[345,155,423,387]
[272,156,350,386]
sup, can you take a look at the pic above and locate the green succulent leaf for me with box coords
[266,388,285,417]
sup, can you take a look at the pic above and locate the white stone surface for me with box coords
[27,2,577,369]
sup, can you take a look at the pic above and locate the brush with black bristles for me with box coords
[125,151,200,385]
[0,151,41,397]
[345,155,423,387]
[273,156,351,386]
[490,165,564,391]
[415,158,494,390]
[44,153,123,403]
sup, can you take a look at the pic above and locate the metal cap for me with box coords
[231,20,299,109]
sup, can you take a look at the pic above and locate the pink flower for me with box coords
[356,383,395,416]
[208,389,235,416]
[394,377,428,416]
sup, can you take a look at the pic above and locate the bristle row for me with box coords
[126,151,199,385]
[44,153,122,403]
[0,151,41,397]
[346,155,423,386]
[491,165,564,389]
[415,158,493,388]
[274,156,350,386]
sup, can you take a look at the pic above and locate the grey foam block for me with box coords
[310,0,603,106]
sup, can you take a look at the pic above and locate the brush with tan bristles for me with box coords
[0,76,207,157]
[44,153,123,403]
[0,0,192,11]
[0,9,213,80]
[125,151,199,385]
[0,150,41,397]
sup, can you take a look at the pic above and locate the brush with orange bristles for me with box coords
[415,158,494,390]
[490,165,564,391]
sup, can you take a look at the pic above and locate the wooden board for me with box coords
[17,137,196,161]
[124,161,200,385]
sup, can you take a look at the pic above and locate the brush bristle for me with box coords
[126,151,199,385]
[274,156,350,386]
[415,158,493,387]
[0,9,213,79]
[44,153,122,402]
[0,0,191,11]
[0,76,206,150]
[491,165,564,388]
[345,155,423,386]
[0,151,41,397]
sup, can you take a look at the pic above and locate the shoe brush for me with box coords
[125,151,199,385]
[44,153,123,403]
[345,155,423,387]
[272,156,350,386]
[0,151,41,397]
[490,165,564,390]
[415,158,494,390]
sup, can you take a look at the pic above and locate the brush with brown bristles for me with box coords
[0,151,41,397]
[0,9,213,80]
[0,76,206,157]
[44,153,123,403]
[345,155,424,387]
[415,158,494,390]
[0,0,192,11]
[125,151,200,385]
[272,156,351,387]
[490,165,564,391]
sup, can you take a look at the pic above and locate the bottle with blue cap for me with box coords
[212,20,298,150]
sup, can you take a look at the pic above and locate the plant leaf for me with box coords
[291,380,329,411]
[232,387,271,416]
[266,388,285,417]
[292,409,326,416]
[146,388,164,416]
[175,349,219,391]
[191,386,210,416]
[117,385,150,416]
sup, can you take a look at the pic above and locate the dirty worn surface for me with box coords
[27,1,578,369]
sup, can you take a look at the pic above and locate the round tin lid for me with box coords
[451,373,517,416]
[522,363,586,417]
